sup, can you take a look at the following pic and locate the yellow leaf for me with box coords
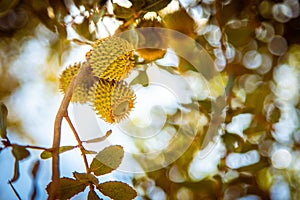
[40,146,76,159]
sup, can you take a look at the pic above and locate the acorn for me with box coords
[91,79,135,123]
[86,36,135,81]
[59,62,81,93]
[59,62,99,103]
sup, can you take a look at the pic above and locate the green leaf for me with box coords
[48,35,70,66]
[88,189,101,200]
[31,160,40,178]
[245,83,270,115]
[10,145,30,182]
[0,102,8,139]
[266,105,280,123]
[74,0,107,8]
[10,145,30,183]
[73,172,99,185]
[90,145,124,176]
[129,0,145,11]
[10,160,20,183]
[222,133,244,152]
[97,181,137,200]
[40,145,76,159]
[84,130,112,144]
[83,149,97,154]
[143,0,171,11]
[256,167,274,191]
[30,160,40,200]
[163,9,195,37]
[72,19,96,41]
[130,70,149,87]
[225,25,253,46]
[12,145,30,161]
[130,0,171,12]
[92,7,106,24]
[113,3,134,19]
[46,178,88,200]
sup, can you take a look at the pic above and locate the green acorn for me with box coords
[59,62,99,103]
[86,36,135,81]
[59,63,81,93]
[90,79,135,124]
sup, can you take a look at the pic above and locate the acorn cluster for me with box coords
[59,36,136,123]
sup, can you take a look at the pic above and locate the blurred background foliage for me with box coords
[1,0,300,199]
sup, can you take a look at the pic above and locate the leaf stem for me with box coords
[23,145,48,151]
[64,111,90,173]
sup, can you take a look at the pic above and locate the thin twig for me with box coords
[2,140,48,151]
[72,38,93,46]
[64,111,90,173]
[49,62,89,200]
[23,145,48,151]
[8,180,22,200]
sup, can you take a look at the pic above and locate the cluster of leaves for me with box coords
[1,101,136,199]
[46,145,136,200]
[1,102,39,199]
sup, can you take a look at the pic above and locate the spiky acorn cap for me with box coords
[86,36,135,81]
[59,62,99,103]
[91,79,135,123]
[59,63,81,92]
